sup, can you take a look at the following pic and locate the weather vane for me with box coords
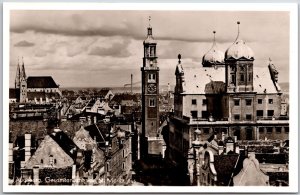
[213,31,216,43]
[148,16,151,26]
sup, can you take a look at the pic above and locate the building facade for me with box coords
[12,59,62,103]
[167,23,289,178]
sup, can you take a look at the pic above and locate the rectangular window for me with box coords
[231,74,235,83]
[202,99,207,105]
[203,128,210,134]
[234,99,240,106]
[192,99,197,105]
[234,114,240,120]
[240,74,245,82]
[149,98,155,107]
[246,114,252,120]
[258,99,263,104]
[276,127,282,133]
[266,127,273,133]
[284,127,289,133]
[191,111,198,119]
[202,111,208,119]
[267,110,274,117]
[222,128,228,134]
[259,127,264,133]
[257,110,263,117]
[246,99,252,106]
[248,73,251,81]
[268,99,273,104]
[148,73,156,83]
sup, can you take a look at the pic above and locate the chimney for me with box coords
[218,146,224,155]
[214,134,217,140]
[33,166,39,185]
[72,164,76,186]
[221,132,225,141]
[88,116,91,125]
[235,144,240,154]
[234,136,237,142]
[24,133,31,162]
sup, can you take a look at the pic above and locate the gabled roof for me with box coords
[99,89,110,96]
[214,154,242,186]
[27,76,58,88]
[84,123,110,145]
[49,130,78,160]
[111,93,138,103]
[253,67,280,93]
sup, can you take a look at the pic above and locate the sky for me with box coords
[9,10,290,88]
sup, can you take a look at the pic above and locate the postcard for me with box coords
[2,2,298,193]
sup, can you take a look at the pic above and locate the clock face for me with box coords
[147,84,157,93]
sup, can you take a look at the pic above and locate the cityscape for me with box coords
[7,10,290,188]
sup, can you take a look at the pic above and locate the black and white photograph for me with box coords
[2,3,298,193]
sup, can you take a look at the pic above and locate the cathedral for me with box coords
[12,59,62,104]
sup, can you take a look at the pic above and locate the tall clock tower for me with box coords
[141,18,162,158]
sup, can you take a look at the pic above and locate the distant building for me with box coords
[12,59,62,103]
[82,121,133,185]
[98,89,114,101]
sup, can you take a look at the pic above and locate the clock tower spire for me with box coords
[140,17,163,159]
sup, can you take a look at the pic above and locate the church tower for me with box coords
[225,22,254,93]
[140,17,162,158]
[19,57,27,103]
[15,58,21,101]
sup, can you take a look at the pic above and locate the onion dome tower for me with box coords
[225,22,254,93]
[202,31,225,67]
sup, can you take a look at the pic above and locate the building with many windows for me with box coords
[166,22,289,178]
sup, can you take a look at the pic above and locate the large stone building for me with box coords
[140,20,164,158]
[12,59,62,103]
[167,22,289,177]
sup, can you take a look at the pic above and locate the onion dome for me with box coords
[225,21,254,60]
[202,31,225,67]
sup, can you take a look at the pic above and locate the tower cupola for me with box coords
[202,31,225,67]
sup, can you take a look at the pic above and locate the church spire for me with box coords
[20,56,26,79]
[15,57,21,88]
[147,16,152,36]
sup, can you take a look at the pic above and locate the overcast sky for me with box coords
[9,10,289,88]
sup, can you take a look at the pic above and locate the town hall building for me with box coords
[166,22,289,177]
